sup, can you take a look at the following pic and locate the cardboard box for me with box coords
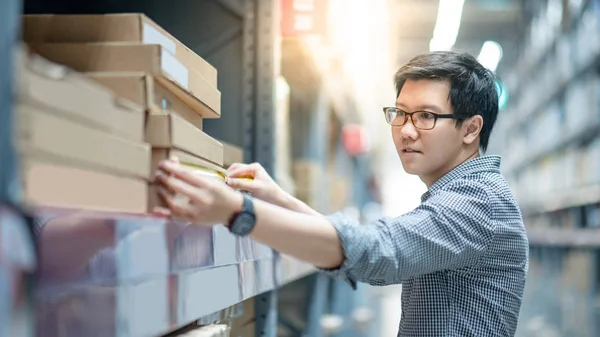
[15,52,145,142]
[22,160,148,214]
[229,321,255,337]
[222,142,245,168]
[148,149,227,210]
[146,114,223,166]
[230,298,255,331]
[292,160,323,188]
[22,13,218,87]
[151,149,224,177]
[28,43,220,118]
[89,73,204,129]
[16,104,151,180]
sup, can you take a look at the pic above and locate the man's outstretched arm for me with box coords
[247,180,495,288]
[158,161,495,288]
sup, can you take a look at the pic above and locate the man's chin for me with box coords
[399,161,420,175]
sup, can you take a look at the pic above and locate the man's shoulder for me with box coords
[432,172,522,223]
[442,170,515,201]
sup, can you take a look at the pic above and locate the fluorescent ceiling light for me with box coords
[477,40,503,72]
[429,0,465,51]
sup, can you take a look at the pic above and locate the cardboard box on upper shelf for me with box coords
[27,43,221,119]
[16,104,151,180]
[89,73,204,129]
[222,142,245,168]
[146,113,223,166]
[22,159,148,214]
[22,13,218,88]
[15,50,145,142]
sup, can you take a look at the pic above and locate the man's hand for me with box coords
[155,160,243,226]
[226,163,289,207]
[156,161,344,269]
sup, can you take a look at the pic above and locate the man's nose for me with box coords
[399,119,419,139]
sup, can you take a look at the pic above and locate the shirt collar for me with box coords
[421,155,501,202]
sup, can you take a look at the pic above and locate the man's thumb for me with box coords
[227,177,256,192]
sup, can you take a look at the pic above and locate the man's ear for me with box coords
[463,115,483,146]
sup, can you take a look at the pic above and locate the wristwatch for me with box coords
[227,193,256,236]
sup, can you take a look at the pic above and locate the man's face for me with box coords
[391,79,465,185]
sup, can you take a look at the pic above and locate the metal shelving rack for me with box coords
[1,0,38,336]
[0,0,353,336]
[2,0,381,335]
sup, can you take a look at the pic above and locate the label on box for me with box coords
[143,22,177,55]
[161,49,189,90]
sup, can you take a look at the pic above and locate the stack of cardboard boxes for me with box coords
[18,13,241,214]
[15,46,150,213]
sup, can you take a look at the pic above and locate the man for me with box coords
[155,51,529,336]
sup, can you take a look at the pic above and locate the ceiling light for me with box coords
[429,0,465,51]
[477,40,503,72]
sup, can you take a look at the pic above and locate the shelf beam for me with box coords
[520,185,600,216]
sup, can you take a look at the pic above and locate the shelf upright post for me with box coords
[0,0,22,205]
[1,1,38,337]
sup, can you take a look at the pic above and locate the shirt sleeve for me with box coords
[319,180,496,289]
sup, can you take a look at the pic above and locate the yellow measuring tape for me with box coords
[180,163,254,184]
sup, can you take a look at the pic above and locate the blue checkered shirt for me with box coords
[323,156,529,336]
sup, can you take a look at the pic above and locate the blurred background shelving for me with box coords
[490,0,600,335]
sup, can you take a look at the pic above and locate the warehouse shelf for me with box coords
[507,118,600,175]
[506,0,591,96]
[528,227,600,247]
[519,184,600,216]
[34,208,316,337]
[506,52,600,134]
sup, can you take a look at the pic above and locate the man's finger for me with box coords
[227,177,258,192]
[158,188,196,221]
[152,206,172,218]
[156,172,206,201]
[159,161,212,189]
[226,165,258,179]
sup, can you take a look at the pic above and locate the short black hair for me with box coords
[394,51,499,152]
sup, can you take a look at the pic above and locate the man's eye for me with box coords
[420,112,434,119]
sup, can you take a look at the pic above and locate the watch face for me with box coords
[233,212,255,236]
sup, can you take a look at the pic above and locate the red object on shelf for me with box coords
[280,0,328,38]
[342,124,369,156]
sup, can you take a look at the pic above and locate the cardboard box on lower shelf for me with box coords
[16,104,151,180]
[22,160,148,214]
[230,298,255,332]
[15,50,145,142]
[28,43,220,118]
[229,321,255,337]
[89,72,204,129]
[146,114,223,166]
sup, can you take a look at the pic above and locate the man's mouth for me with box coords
[403,149,422,153]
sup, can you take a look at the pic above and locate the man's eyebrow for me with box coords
[395,102,442,113]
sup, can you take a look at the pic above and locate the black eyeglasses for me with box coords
[382,107,456,130]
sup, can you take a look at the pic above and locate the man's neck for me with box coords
[422,149,481,188]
